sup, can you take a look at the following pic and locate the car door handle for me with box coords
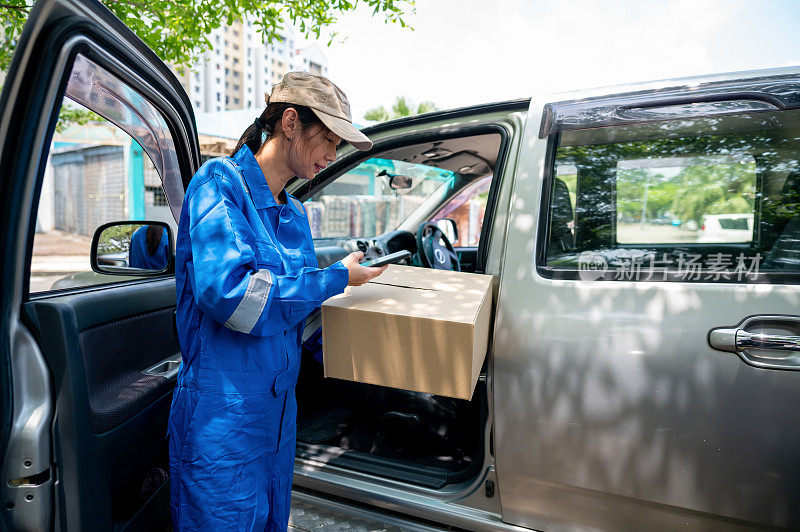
[708,315,800,370]
[735,330,800,351]
[141,353,182,380]
[710,328,800,351]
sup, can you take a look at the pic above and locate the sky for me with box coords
[294,0,800,123]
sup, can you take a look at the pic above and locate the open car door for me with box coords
[0,0,198,529]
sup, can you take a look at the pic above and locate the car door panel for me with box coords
[24,280,178,529]
[0,0,198,530]
[455,246,478,271]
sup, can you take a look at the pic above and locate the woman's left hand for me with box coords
[341,252,388,286]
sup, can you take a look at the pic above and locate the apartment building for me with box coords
[173,22,329,115]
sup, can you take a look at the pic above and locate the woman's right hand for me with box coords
[341,251,388,286]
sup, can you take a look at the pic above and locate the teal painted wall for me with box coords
[129,141,145,219]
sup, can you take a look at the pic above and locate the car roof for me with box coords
[360,64,800,137]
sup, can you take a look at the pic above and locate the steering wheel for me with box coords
[416,222,461,271]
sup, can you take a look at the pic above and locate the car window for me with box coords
[29,54,179,294]
[307,157,455,239]
[542,107,800,282]
[431,175,492,247]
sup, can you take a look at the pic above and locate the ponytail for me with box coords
[231,103,323,156]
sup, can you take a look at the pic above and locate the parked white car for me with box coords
[698,213,754,242]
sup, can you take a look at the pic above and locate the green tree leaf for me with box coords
[365,95,438,122]
[0,0,414,72]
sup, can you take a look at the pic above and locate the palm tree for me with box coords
[364,96,438,123]
[670,163,755,223]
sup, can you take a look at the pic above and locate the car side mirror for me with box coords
[91,221,174,275]
[435,218,458,244]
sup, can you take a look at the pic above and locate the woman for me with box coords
[169,72,386,530]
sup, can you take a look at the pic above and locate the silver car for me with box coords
[3,0,800,530]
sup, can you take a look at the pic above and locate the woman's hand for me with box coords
[341,251,388,286]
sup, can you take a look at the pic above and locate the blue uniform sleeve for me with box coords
[184,164,348,337]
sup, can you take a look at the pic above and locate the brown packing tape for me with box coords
[367,281,436,291]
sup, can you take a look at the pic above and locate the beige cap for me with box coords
[267,71,373,151]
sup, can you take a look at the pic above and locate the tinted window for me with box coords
[543,108,800,282]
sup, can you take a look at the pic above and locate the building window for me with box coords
[225,68,229,75]
[145,186,169,206]
[233,84,239,91]
[233,44,239,51]
[216,93,221,102]
[234,98,240,105]
[225,96,229,104]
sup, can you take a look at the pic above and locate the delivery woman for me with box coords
[168,72,386,531]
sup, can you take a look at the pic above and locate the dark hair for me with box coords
[145,225,163,256]
[231,103,322,156]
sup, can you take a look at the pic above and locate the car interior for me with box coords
[290,132,505,488]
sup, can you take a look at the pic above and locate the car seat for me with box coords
[548,177,575,256]
[762,171,800,270]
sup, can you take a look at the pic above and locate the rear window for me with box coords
[542,108,800,282]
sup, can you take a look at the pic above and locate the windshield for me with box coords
[308,157,455,239]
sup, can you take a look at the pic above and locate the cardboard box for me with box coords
[321,265,493,400]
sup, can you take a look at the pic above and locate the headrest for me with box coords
[781,170,800,208]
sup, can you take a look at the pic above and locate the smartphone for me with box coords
[360,250,412,268]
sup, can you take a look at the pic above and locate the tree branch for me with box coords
[0,4,30,11]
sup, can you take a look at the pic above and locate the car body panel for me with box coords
[493,68,800,530]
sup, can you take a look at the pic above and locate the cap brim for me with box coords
[312,109,373,151]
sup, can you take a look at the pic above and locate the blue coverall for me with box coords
[168,145,349,530]
[129,225,169,270]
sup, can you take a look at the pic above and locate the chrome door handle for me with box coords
[735,331,800,351]
[708,316,800,370]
